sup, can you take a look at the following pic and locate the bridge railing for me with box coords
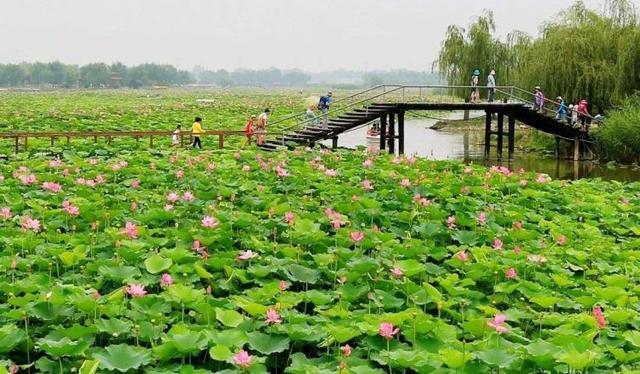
[270,84,521,143]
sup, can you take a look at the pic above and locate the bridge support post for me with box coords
[464,98,470,120]
[555,137,560,158]
[508,115,515,160]
[332,136,338,149]
[484,111,492,159]
[398,110,405,155]
[379,113,387,151]
[573,138,580,161]
[388,111,395,154]
[497,113,504,159]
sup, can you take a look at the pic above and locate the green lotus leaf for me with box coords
[144,255,173,274]
[287,264,320,284]
[92,344,152,372]
[37,337,90,358]
[209,345,232,361]
[247,332,290,354]
[0,324,26,354]
[215,308,244,327]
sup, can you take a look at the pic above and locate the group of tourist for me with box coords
[471,69,597,132]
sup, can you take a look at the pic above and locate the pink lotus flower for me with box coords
[593,306,606,329]
[233,350,252,368]
[49,159,63,168]
[130,201,138,213]
[378,322,399,340]
[400,179,411,188]
[464,166,473,174]
[233,152,241,160]
[362,179,374,191]
[123,221,138,239]
[62,201,80,216]
[265,308,282,324]
[284,212,295,225]
[477,212,487,225]
[95,175,106,184]
[331,218,344,229]
[175,170,185,178]
[341,344,352,357]
[505,267,517,279]
[126,283,147,297]
[487,314,509,334]
[325,169,337,177]
[350,231,364,242]
[279,280,289,291]
[182,191,195,201]
[446,216,456,229]
[363,159,373,168]
[201,216,219,229]
[85,179,96,187]
[167,192,179,202]
[275,165,290,177]
[519,179,528,187]
[19,174,37,185]
[513,245,522,253]
[493,238,503,250]
[88,159,99,165]
[536,174,549,183]
[237,250,258,261]
[164,204,174,211]
[207,162,216,170]
[513,221,523,230]
[131,179,140,188]
[192,240,203,252]
[242,165,250,172]
[456,251,469,262]
[556,235,567,245]
[0,207,11,220]
[391,267,404,278]
[21,216,41,232]
[392,157,402,165]
[160,273,173,287]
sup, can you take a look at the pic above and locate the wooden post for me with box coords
[66,136,70,146]
[50,137,54,146]
[464,97,470,120]
[398,110,405,155]
[180,134,184,147]
[497,113,504,159]
[388,111,395,154]
[332,136,338,149]
[149,136,154,147]
[14,136,19,154]
[508,115,515,160]
[379,113,387,151]
[94,136,97,143]
[24,136,28,152]
[573,138,580,161]
[555,137,560,158]
[108,136,112,145]
[484,111,492,159]
[218,134,224,149]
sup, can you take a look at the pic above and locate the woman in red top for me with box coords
[244,115,256,146]
[577,100,591,132]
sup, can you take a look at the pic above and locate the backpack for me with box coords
[317,96,328,110]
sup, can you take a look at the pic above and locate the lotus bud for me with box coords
[113,333,118,337]
[182,273,187,278]
[70,368,77,373]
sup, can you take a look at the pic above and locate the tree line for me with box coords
[437,0,640,111]
[0,62,191,88]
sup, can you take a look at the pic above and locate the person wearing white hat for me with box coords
[487,70,496,103]
[555,96,567,122]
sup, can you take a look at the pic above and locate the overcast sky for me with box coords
[0,0,606,72]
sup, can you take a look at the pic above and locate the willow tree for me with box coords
[437,11,511,97]
[436,0,639,110]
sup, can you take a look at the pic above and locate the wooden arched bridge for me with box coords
[260,85,594,161]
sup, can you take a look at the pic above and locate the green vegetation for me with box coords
[437,0,640,111]
[596,95,640,162]
[1,146,639,373]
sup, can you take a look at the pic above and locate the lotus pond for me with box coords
[1,146,640,373]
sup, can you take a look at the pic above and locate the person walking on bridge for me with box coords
[318,92,333,130]
[191,117,204,149]
[534,87,545,113]
[577,99,591,132]
[487,70,496,103]
[470,69,480,103]
[555,97,567,122]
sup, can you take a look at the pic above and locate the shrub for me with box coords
[596,94,640,162]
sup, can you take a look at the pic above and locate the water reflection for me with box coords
[325,117,640,182]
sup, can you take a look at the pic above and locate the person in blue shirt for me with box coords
[555,96,567,122]
[318,91,333,129]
